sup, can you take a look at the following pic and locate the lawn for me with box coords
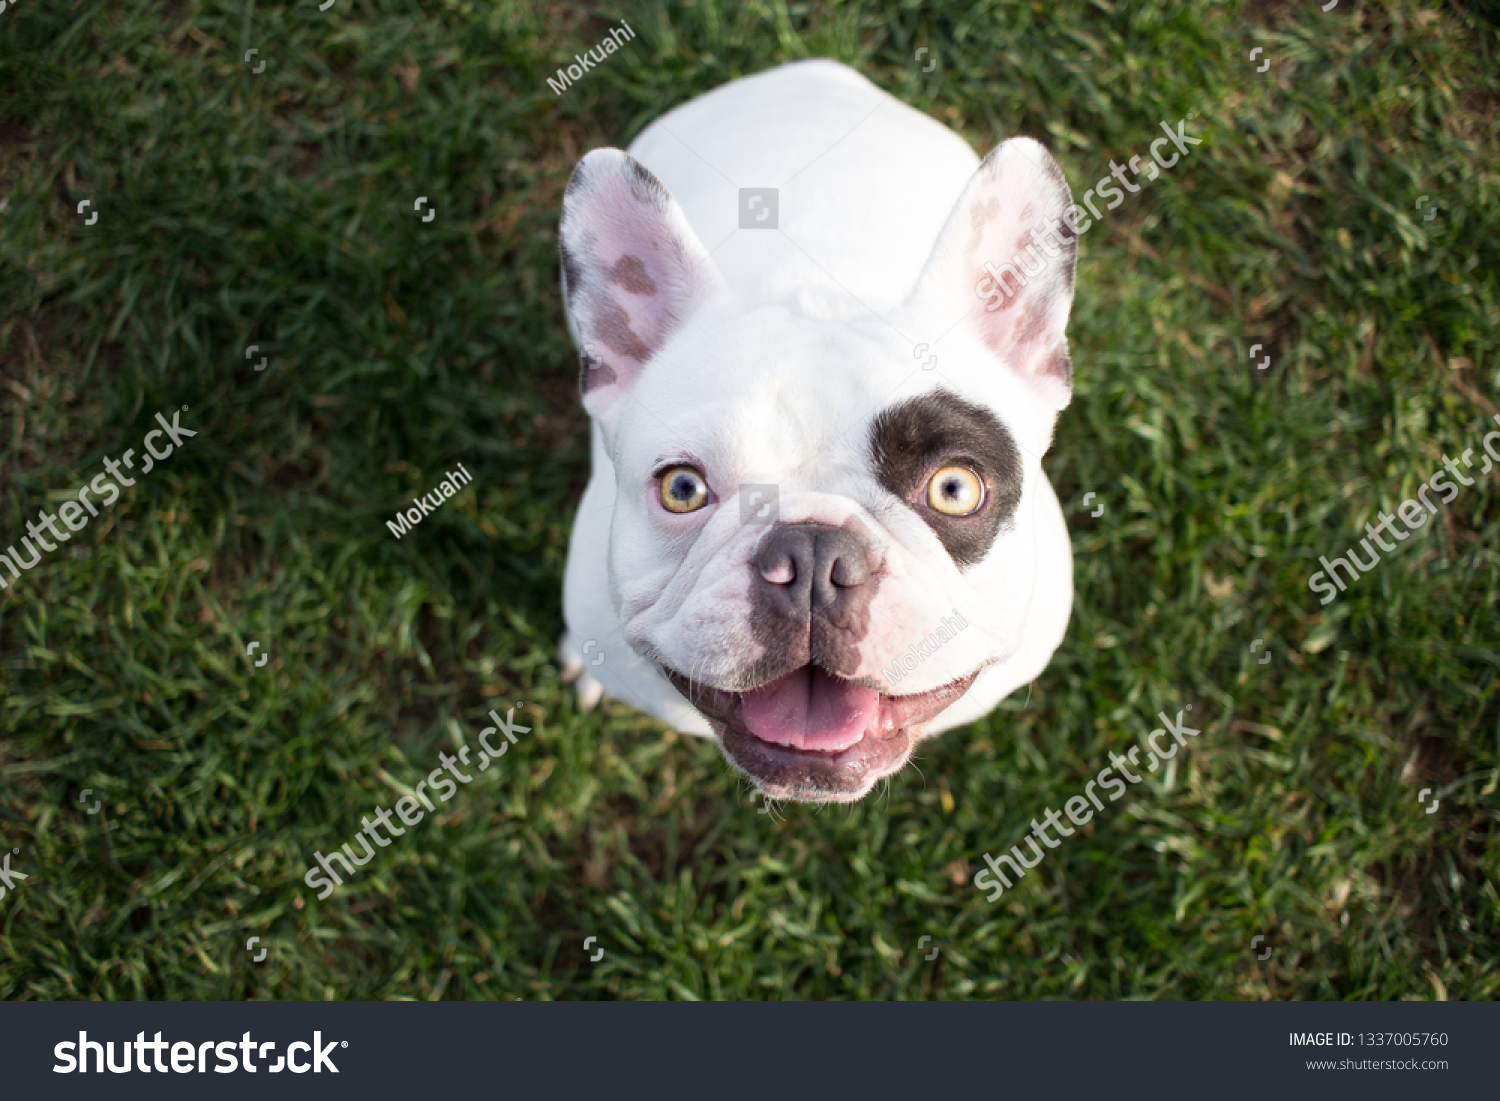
[0,0,1496,1000]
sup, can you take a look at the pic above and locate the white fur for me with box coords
[560,59,1075,751]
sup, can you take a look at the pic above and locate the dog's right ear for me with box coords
[559,149,725,430]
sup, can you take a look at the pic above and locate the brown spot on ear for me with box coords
[1013,297,1052,345]
[593,295,653,362]
[966,197,1000,256]
[1045,345,1073,385]
[608,254,657,296]
[992,258,1030,312]
[977,260,1027,313]
[580,352,617,395]
[1017,202,1036,224]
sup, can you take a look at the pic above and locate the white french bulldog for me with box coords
[558,59,1077,803]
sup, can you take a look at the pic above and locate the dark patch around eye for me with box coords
[868,390,1023,568]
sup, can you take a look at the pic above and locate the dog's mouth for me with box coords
[662,664,977,803]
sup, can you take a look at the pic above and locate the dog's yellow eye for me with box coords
[658,466,710,513]
[926,465,984,516]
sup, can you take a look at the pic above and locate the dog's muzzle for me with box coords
[662,520,977,802]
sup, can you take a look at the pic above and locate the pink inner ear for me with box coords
[574,232,680,391]
[561,152,717,402]
[975,281,1074,410]
[975,272,1069,376]
[969,210,1069,355]
[912,138,1077,406]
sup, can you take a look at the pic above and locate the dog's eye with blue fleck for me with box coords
[658,466,710,513]
[926,465,984,516]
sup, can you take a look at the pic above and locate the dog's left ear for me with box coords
[559,148,726,430]
[905,137,1078,412]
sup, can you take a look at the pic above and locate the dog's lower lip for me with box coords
[661,665,972,734]
[661,663,978,801]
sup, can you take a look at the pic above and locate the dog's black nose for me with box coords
[756,525,876,624]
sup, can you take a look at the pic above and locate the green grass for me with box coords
[1,0,1496,1000]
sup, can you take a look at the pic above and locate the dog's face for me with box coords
[560,139,1077,802]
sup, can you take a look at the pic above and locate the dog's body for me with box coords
[559,60,1078,802]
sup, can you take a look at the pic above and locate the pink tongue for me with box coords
[741,666,881,752]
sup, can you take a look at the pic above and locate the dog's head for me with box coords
[559,138,1077,802]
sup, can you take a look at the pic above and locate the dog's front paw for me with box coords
[559,632,605,709]
[574,671,604,711]
[558,633,585,684]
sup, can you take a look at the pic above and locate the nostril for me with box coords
[755,528,811,587]
[760,558,795,585]
[755,523,875,591]
[829,552,871,588]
